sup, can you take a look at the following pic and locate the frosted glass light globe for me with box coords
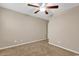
[40,7,46,11]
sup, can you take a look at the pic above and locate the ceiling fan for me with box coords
[27,3,59,14]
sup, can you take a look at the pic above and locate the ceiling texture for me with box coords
[0,3,79,20]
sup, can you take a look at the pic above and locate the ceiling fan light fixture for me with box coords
[40,7,46,12]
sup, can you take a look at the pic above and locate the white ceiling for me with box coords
[0,3,79,20]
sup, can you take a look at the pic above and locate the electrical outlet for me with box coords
[14,40,17,43]
[57,41,61,43]
[20,40,23,42]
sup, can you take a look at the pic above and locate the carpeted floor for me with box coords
[0,40,78,56]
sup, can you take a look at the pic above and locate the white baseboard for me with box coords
[48,42,79,54]
[0,39,45,50]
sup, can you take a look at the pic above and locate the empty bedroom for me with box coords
[0,3,79,56]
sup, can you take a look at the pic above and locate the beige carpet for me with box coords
[0,40,78,56]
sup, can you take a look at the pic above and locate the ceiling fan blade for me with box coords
[47,5,59,9]
[27,4,39,7]
[34,10,40,14]
[45,10,48,14]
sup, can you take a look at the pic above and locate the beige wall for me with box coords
[0,7,48,48]
[48,6,79,53]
